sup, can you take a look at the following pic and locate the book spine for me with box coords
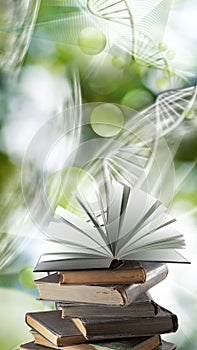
[119,264,168,305]
[58,268,146,285]
[60,302,157,318]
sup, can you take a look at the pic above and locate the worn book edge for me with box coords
[58,261,146,285]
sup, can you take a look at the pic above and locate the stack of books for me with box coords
[21,262,177,350]
[20,180,188,350]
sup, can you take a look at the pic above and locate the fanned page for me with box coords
[105,179,124,253]
[122,249,188,263]
[56,206,110,251]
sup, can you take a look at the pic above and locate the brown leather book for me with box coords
[58,261,146,285]
[25,310,86,346]
[72,306,178,339]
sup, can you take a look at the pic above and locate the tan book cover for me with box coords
[58,261,146,285]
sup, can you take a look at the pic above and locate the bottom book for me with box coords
[20,339,176,350]
[27,333,161,350]
[31,331,161,350]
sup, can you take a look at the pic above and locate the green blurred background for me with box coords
[0,0,197,349]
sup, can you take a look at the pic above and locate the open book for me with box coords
[35,179,188,271]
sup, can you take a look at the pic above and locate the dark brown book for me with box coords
[58,261,146,285]
[25,310,86,346]
[72,306,178,339]
[31,331,161,350]
[57,293,159,318]
[20,339,176,350]
[35,263,168,306]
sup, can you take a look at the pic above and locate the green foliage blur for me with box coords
[0,0,197,349]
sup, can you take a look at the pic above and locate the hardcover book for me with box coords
[72,306,178,338]
[34,179,187,272]
[20,339,176,350]
[57,293,159,318]
[25,310,86,346]
[31,332,161,350]
[34,263,168,306]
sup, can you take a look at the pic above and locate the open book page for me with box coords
[55,206,108,246]
[118,188,166,242]
[42,240,111,258]
[46,221,110,256]
[117,220,185,256]
[121,249,189,263]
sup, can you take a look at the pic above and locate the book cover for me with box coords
[25,310,86,346]
[72,306,178,338]
[35,263,168,306]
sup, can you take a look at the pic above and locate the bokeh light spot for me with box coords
[19,266,36,289]
[78,27,106,55]
[121,88,154,111]
[90,103,124,137]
